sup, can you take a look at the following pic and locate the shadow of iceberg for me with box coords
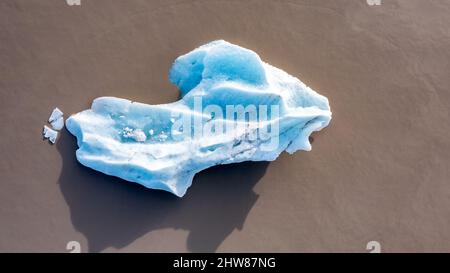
[57,129,269,252]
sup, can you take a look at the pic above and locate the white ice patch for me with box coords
[122,127,147,142]
[133,129,147,142]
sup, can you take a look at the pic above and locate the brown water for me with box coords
[1,0,450,252]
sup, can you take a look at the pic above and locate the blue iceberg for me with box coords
[66,40,332,197]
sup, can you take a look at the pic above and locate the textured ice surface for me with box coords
[49,107,64,130]
[66,40,332,197]
[43,125,58,144]
[51,118,64,131]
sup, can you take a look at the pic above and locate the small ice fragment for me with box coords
[43,125,58,144]
[133,129,147,142]
[48,107,64,130]
[149,129,154,135]
[170,118,175,123]
[48,107,63,123]
[51,117,64,130]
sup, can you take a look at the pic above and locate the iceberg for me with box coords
[66,40,332,197]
